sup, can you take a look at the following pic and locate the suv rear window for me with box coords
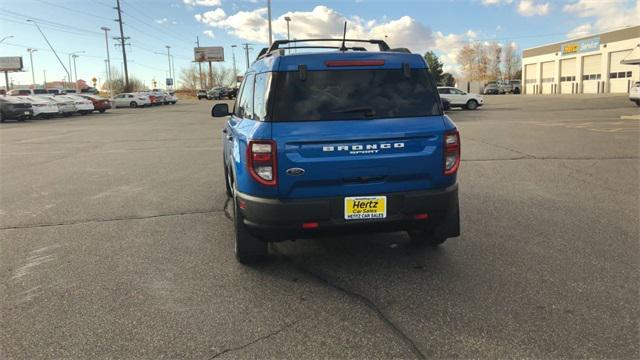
[270,69,440,121]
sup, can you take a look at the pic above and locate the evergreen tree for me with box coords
[423,51,444,85]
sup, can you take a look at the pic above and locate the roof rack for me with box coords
[256,38,392,60]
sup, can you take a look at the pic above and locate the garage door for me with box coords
[582,54,601,94]
[525,63,538,94]
[609,50,635,93]
[541,61,555,94]
[560,58,576,94]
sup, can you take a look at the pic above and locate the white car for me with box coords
[61,95,94,115]
[629,81,640,106]
[437,87,484,110]
[164,91,178,105]
[17,96,59,118]
[43,96,76,117]
[113,93,151,108]
[8,89,50,96]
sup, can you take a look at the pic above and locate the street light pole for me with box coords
[67,51,85,88]
[101,26,113,100]
[43,70,47,89]
[285,17,291,40]
[72,54,79,90]
[231,45,238,86]
[27,48,37,88]
[166,45,172,90]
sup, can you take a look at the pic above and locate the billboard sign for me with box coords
[0,57,23,71]
[166,78,173,86]
[561,37,600,55]
[194,47,224,62]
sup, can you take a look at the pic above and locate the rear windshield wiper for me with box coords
[330,107,376,117]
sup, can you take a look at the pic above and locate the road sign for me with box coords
[0,57,23,71]
[166,78,173,86]
[194,47,224,62]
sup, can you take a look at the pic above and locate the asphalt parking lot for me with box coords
[1,95,638,359]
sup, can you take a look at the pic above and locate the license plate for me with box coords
[344,196,386,220]
[24,111,30,115]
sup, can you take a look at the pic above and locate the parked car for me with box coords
[509,80,521,94]
[81,87,99,94]
[16,96,59,118]
[225,87,238,99]
[149,90,166,105]
[59,95,94,115]
[207,87,224,100]
[211,38,460,263]
[0,96,33,122]
[437,87,484,110]
[164,91,178,104]
[629,81,640,106]
[113,93,151,108]
[78,94,112,113]
[7,88,49,96]
[197,89,207,100]
[483,84,500,95]
[44,96,76,117]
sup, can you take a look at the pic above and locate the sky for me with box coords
[0,0,638,88]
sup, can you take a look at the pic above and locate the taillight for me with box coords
[443,130,460,175]
[247,140,277,186]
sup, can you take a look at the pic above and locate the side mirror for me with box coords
[212,103,230,117]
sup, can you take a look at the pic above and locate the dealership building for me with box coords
[521,26,639,95]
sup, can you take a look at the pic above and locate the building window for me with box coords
[560,76,576,82]
[542,77,554,83]
[610,72,618,79]
[610,71,633,79]
[583,74,601,81]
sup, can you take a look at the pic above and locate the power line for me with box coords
[35,0,113,22]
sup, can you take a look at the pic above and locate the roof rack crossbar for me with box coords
[265,38,390,54]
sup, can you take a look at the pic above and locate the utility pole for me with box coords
[171,55,176,89]
[165,45,172,90]
[285,16,291,41]
[242,43,252,71]
[114,0,129,91]
[208,61,213,88]
[27,48,37,88]
[196,36,203,89]
[43,70,47,89]
[267,0,272,45]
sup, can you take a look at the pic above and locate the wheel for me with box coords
[466,99,478,110]
[224,164,233,198]
[635,100,640,107]
[514,88,521,94]
[80,111,88,116]
[407,228,447,247]
[99,109,106,113]
[18,117,26,122]
[129,101,138,108]
[233,192,268,264]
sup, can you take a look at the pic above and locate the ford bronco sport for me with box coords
[212,39,460,264]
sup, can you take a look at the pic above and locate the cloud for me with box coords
[203,30,215,38]
[481,0,513,5]
[183,0,221,7]
[564,0,640,37]
[516,0,550,16]
[196,5,434,52]
[195,8,227,24]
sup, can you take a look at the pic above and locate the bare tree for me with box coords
[502,43,521,80]
[488,42,502,80]
[457,44,476,81]
[472,42,489,82]
[179,65,200,91]
[211,65,233,87]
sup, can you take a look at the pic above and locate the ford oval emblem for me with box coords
[286,168,305,176]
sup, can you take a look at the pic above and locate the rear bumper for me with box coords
[237,185,460,241]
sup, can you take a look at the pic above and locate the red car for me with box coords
[78,95,112,113]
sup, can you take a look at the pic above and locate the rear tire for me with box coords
[130,102,138,108]
[233,193,268,264]
[466,99,478,110]
[407,229,447,247]
[224,164,233,198]
[99,109,106,113]
[635,100,640,106]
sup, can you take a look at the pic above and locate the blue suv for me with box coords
[212,39,460,264]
